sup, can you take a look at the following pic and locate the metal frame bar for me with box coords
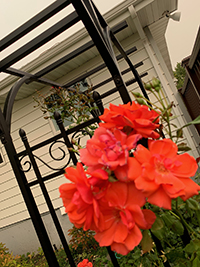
[19,128,76,267]
[31,20,128,79]
[0,12,80,72]
[0,109,60,267]
[71,0,131,104]
[0,0,71,51]
[3,46,137,133]
[0,1,151,266]
[63,47,137,88]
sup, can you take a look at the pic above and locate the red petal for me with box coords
[114,165,128,181]
[113,222,128,243]
[111,242,130,255]
[126,182,146,207]
[142,209,156,229]
[179,178,200,200]
[171,153,198,178]
[147,187,172,209]
[125,225,142,251]
[94,224,116,246]
[79,148,99,166]
[130,206,147,229]
[134,176,159,196]
[134,145,151,164]
[149,139,177,157]
[105,182,128,207]
[127,157,142,181]
[126,134,142,150]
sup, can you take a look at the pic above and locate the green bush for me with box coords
[0,242,21,267]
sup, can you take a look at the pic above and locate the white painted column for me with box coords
[128,5,200,158]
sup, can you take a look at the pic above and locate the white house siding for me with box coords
[0,30,184,228]
[0,31,156,230]
[0,16,199,255]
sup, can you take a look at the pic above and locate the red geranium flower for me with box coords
[133,139,200,209]
[80,127,141,179]
[94,182,156,255]
[59,163,106,231]
[99,102,160,139]
[78,259,93,267]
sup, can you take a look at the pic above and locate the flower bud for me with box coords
[132,92,143,98]
[154,86,161,92]
[135,98,146,105]
[144,82,152,91]
[151,77,161,88]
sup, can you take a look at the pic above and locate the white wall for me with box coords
[0,32,155,229]
[0,29,199,254]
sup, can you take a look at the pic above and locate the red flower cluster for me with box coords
[60,163,156,255]
[80,127,142,181]
[99,102,160,139]
[77,259,93,267]
[59,101,199,255]
[133,139,199,209]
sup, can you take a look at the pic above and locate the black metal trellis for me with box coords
[0,1,151,266]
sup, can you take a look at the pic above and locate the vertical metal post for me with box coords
[107,246,120,267]
[93,91,104,115]
[71,0,131,104]
[19,128,76,267]
[53,111,121,267]
[0,109,59,267]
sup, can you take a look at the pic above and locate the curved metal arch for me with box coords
[3,75,32,132]
[3,74,66,133]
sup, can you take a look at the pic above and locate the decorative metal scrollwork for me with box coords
[19,141,71,173]
[71,128,93,150]
[19,128,93,173]
[48,140,71,169]
[19,154,32,172]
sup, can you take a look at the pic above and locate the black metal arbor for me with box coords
[0,1,150,266]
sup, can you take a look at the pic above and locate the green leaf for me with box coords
[151,217,164,231]
[151,217,165,240]
[189,115,200,125]
[185,239,200,254]
[141,230,153,253]
[170,123,178,128]
[192,256,200,267]
[177,143,191,152]
[176,128,183,138]
[161,213,184,235]
[183,115,200,128]
[186,198,200,211]
[178,263,189,267]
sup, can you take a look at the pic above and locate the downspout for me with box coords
[128,5,200,158]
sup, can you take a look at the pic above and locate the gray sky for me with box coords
[166,0,200,68]
[0,0,199,81]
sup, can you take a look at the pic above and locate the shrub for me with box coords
[0,242,21,267]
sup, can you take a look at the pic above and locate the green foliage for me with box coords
[0,242,21,267]
[173,62,186,89]
[66,226,110,266]
[134,77,200,149]
[33,85,98,136]
[0,244,47,267]
[68,226,98,253]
